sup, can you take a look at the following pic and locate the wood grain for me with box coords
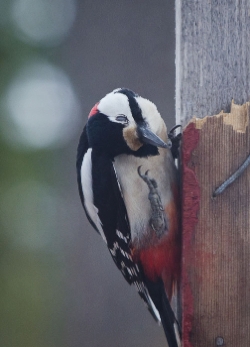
[181,102,250,347]
[176,0,250,126]
[176,2,250,345]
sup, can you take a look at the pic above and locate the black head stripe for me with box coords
[116,88,144,123]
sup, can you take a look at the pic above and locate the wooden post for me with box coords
[176,1,250,346]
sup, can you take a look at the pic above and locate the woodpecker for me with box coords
[76,88,181,347]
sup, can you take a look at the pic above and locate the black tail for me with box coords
[160,287,181,347]
[144,279,181,347]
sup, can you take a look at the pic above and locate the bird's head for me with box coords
[86,88,172,158]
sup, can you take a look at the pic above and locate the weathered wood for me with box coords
[176,1,250,346]
[182,103,250,346]
[176,0,250,125]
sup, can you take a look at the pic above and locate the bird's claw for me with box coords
[138,166,167,237]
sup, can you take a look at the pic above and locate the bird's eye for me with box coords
[116,114,128,124]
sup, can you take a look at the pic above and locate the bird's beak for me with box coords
[137,124,172,149]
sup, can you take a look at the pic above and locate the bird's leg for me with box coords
[168,125,182,159]
[138,166,167,237]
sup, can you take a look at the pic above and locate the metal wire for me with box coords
[213,153,250,197]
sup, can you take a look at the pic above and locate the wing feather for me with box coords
[110,163,161,322]
[76,125,100,234]
[77,132,160,322]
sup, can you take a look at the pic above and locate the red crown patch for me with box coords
[88,102,99,118]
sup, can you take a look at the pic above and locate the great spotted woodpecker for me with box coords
[76,88,181,347]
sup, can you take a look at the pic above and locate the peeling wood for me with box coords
[194,102,250,133]
[181,102,250,347]
[176,2,250,345]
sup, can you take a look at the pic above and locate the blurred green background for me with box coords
[0,1,175,346]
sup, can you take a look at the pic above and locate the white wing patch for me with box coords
[111,229,161,323]
[116,229,129,243]
[80,148,107,243]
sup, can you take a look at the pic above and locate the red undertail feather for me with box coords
[134,196,180,300]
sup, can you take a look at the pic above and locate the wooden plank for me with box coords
[176,0,250,126]
[181,102,250,346]
[176,1,250,345]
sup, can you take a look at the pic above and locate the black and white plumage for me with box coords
[76,88,181,346]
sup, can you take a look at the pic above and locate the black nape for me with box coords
[116,88,144,124]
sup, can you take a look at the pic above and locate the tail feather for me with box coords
[160,288,181,347]
[143,278,181,347]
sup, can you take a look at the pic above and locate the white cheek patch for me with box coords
[136,96,166,136]
[80,148,107,243]
[98,92,134,124]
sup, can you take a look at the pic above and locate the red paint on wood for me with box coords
[181,122,200,347]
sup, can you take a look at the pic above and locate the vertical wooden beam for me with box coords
[176,0,250,126]
[176,1,250,346]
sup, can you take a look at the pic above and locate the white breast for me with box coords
[113,148,176,242]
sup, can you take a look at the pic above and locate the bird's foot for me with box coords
[138,166,167,237]
[168,125,182,159]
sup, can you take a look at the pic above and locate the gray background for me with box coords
[0,1,175,346]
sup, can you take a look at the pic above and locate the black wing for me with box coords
[77,136,160,321]
[90,152,160,321]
